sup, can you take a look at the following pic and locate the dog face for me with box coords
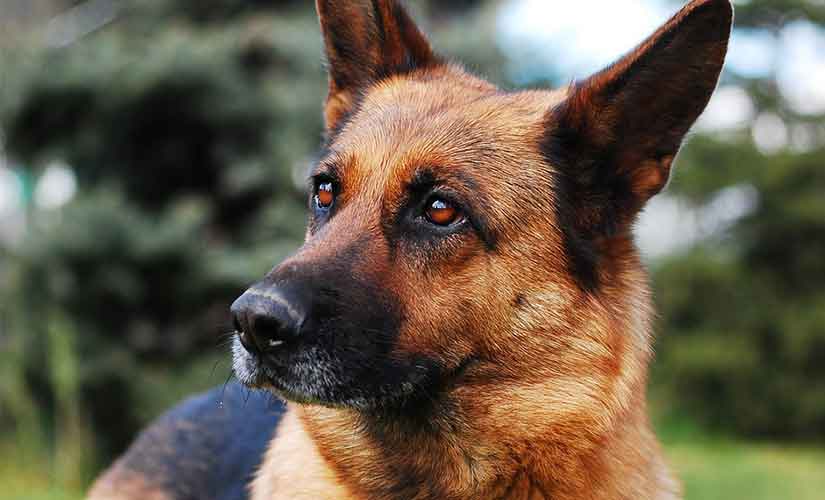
[232,0,731,423]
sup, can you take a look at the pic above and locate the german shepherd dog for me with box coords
[89,0,731,498]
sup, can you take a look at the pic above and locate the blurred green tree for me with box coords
[652,0,825,439]
[0,0,504,477]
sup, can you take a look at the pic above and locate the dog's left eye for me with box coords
[424,197,461,226]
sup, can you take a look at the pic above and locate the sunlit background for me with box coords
[1,1,824,499]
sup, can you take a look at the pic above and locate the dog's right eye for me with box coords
[315,182,334,209]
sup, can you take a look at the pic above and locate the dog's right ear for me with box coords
[316,0,439,133]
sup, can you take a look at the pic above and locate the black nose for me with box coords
[230,288,306,354]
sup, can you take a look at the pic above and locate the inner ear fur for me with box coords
[543,0,733,241]
[316,0,440,132]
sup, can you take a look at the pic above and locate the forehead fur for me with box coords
[322,65,568,238]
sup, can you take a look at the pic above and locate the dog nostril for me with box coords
[252,315,288,349]
[230,287,306,355]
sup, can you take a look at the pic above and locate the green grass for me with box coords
[3,418,824,500]
[662,432,825,500]
[0,444,84,500]
[670,441,825,500]
[0,353,229,500]
[655,410,825,500]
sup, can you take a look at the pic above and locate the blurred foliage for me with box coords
[734,0,825,26]
[654,143,825,438]
[1,1,324,465]
[0,0,504,483]
[0,0,824,496]
[652,0,825,440]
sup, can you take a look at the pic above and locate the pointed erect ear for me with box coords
[543,0,732,240]
[316,0,439,132]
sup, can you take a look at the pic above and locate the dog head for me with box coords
[232,0,731,427]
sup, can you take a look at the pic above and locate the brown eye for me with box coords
[425,198,460,226]
[316,182,334,209]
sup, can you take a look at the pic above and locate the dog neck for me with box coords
[253,388,678,500]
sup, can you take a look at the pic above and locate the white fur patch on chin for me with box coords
[231,338,266,387]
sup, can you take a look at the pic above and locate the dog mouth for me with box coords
[231,336,480,410]
[231,336,393,408]
[231,338,313,396]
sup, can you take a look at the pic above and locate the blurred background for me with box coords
[0,0,823,499]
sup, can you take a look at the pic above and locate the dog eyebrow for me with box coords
[407,166,477,193]
[311,157,344,182]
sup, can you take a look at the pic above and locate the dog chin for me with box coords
[231,338,440,411]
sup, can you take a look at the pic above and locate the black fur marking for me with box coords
[115,383,284,500]
[539,119,603,293]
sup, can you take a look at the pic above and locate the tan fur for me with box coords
[88,467,172,500]
[252,409,355,500]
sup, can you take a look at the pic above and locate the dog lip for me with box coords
[247,352,485,400]
[237,330,258,354]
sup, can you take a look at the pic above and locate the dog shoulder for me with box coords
[87,383,285,500]
[251,407,356,500]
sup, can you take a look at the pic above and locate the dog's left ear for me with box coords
[316,0,439,133]
[544,0,732,239]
